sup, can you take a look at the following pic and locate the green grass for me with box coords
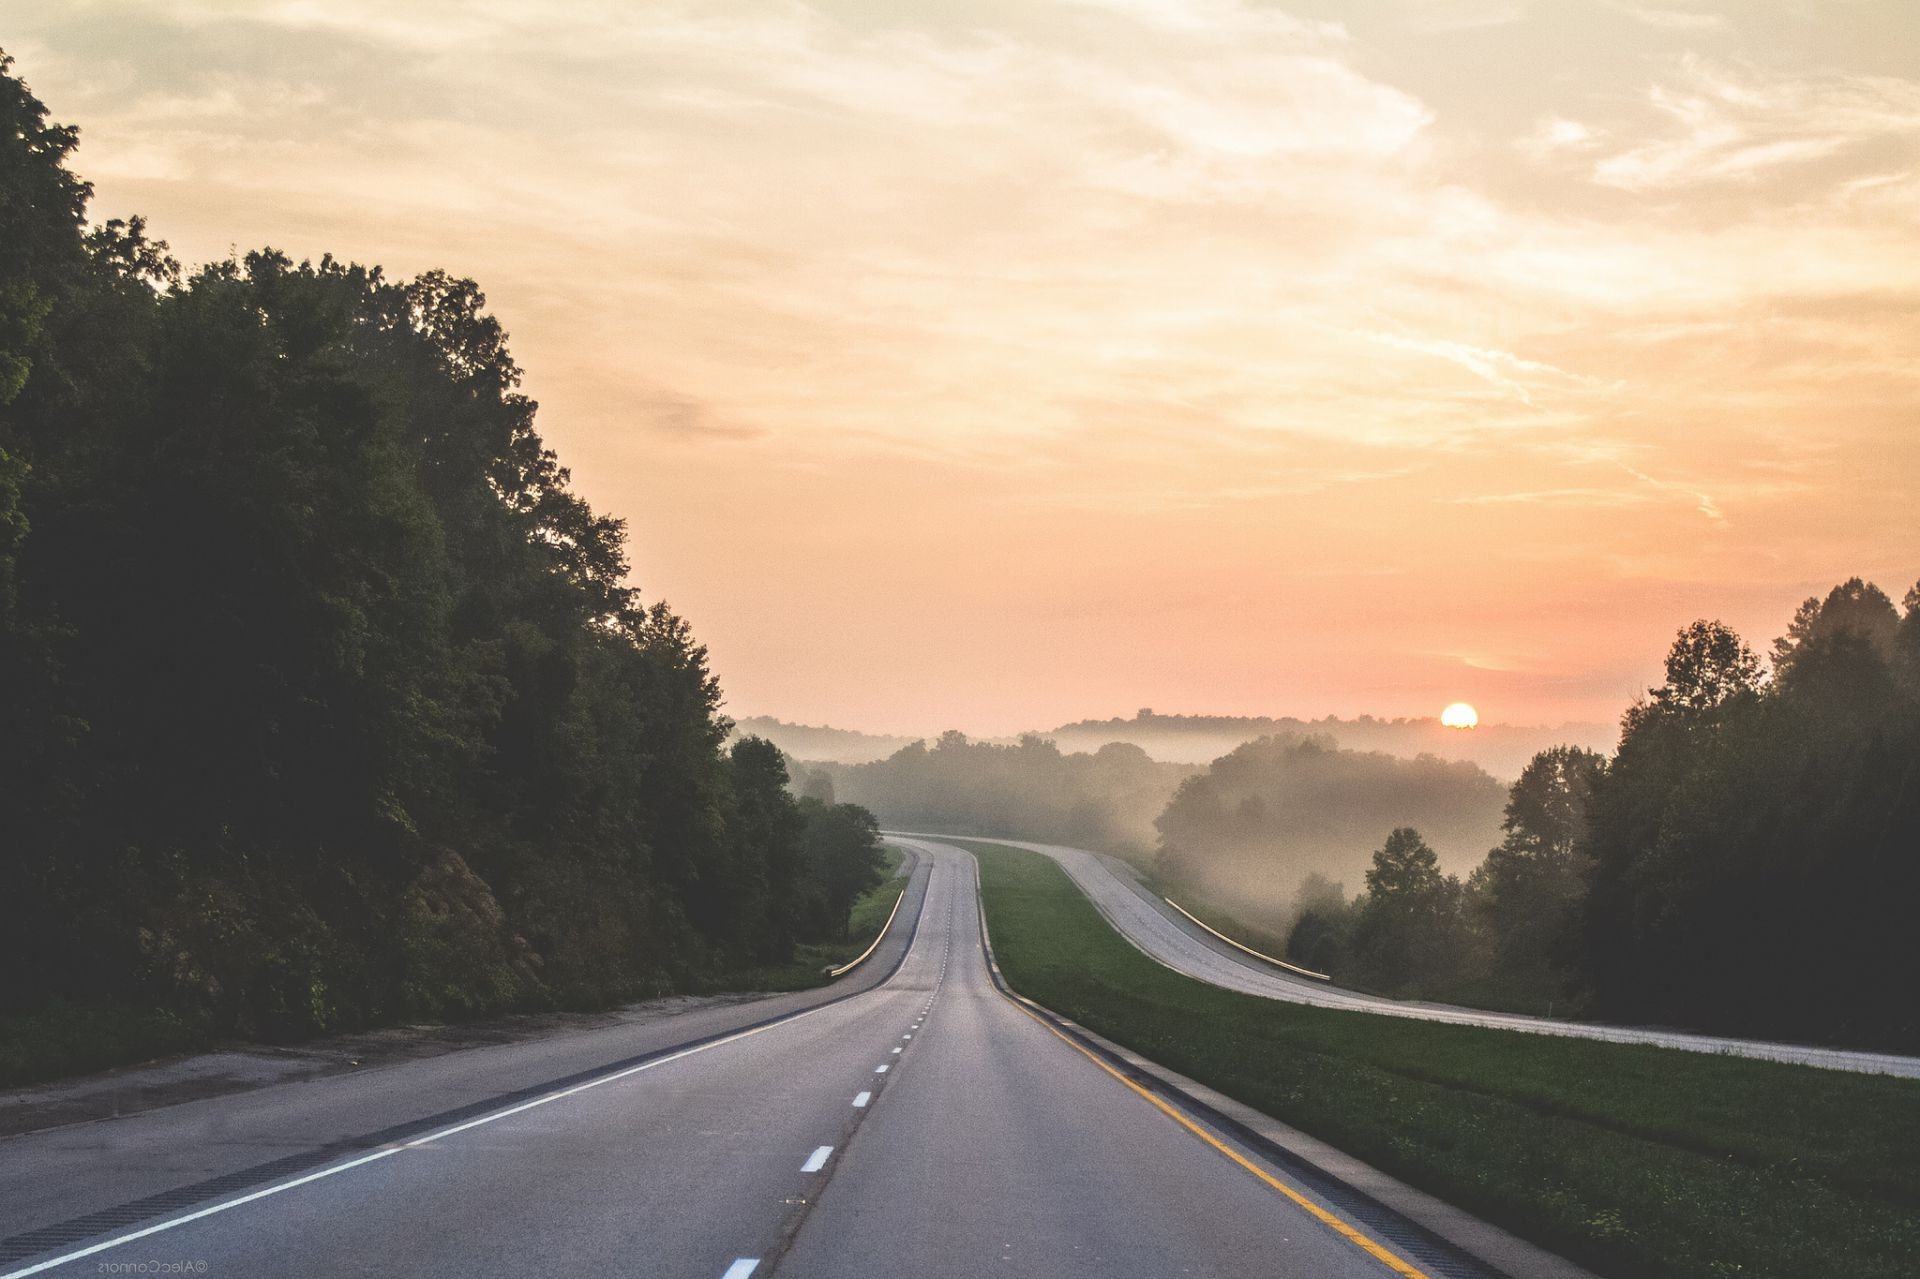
[709,846,911,993]
[962,838,1920,1279]
[1160,892,1296,963]
[0,1002,214,1088]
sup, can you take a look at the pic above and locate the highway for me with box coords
[0,839,1490,1279]
[954,835,1920,1080]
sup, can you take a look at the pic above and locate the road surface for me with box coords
[0,840,1488,1279]
[946,834,1920,1079]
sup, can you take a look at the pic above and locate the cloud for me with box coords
[10,0,1918,729]
[1590,56,1920,190]
[1612,4,1727,31]
[1356,331,1605,406]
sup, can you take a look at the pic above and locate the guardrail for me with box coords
[824,888,907,978]
[1162,896,1331,982]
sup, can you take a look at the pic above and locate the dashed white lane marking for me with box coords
[721,1261,760,1279]
[875,1064,890,1073]
[0,1001,854,1279]
[852,1091,872,1108]
[801,1146,834,1173]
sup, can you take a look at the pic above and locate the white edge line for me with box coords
[826,887,908,978]
[1,999,849,1279]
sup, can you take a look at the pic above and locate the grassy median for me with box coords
[962,838,1920,1279]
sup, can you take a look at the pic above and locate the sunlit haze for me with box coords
[14,0,1917,735]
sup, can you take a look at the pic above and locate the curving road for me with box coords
[939,834,1920,1080]
[944,837,1920,1075]
[0,840,1494,1279]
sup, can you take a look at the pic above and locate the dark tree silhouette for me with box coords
[0,54,880,1044]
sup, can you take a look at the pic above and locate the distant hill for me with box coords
[740,708,1619,778]
[730,716,920,765]
[1155,734,1508,927]
[1041,710,1616,780]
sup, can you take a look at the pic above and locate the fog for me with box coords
[1154,735,1507,932]
[731,716,920,766]
[791,727,1509,936]
[802,732,1193,856]
[1047,711,1616,780]
[740,711,1615,781]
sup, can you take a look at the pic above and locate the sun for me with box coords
[1441,702,1479,729]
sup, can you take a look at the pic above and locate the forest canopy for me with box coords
[0,53,883,1046]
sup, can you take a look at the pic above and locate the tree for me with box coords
[1349,827,1472,996]
[800,800,887,937]
[1470,746,1605,988]
[1285,872,1352,975]
[1582,593,1920,1049]
[1771,578,1900,684]
[1895,580,1920,692]
[0,51,892,1039]
[1626,619,1761,729]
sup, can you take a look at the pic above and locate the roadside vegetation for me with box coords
[968,839,1920,1279]
[710,846,911,993]
[817,731,1192,857]
[0,56,887,1083]
[1275,587,1920,1051]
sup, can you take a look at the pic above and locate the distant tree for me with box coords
[790,760,837,805]
[1349,828,1471,996]
[818,732,1190,857]
[1771,577,1900,683]
[1896,580,1920,691]
[1153,733,1504,932]
[1285,872,1353,975]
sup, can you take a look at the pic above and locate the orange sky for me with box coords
[11,1,1917,735]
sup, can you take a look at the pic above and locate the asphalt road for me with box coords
[0,840,1451,1279]
[955,834,1920,1080]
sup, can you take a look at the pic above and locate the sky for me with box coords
[8,0,1917,736]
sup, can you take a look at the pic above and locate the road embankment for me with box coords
[964,837,1920,1279]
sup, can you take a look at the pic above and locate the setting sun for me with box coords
[1441,702,1479,730]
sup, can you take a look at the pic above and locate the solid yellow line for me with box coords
[826,889,906,978]
[1002,994,1433,1279]
[1163,896,1331,982]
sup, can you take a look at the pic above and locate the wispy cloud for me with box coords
[11,0,1916,729]
[1591,55,1920,190]
[1612,4,1727,32]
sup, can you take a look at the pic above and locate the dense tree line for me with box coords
[1285,746,1605,1005]
[1581,581,1920,1048]
[818,732,1194,856]
[0,56,883,1042]
[1290,579,1920,1049]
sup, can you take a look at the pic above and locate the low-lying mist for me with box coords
[742,711,1617,780]
[1153,734,1507,932]
[798,732,1192,855]
[791,729,1508,937]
